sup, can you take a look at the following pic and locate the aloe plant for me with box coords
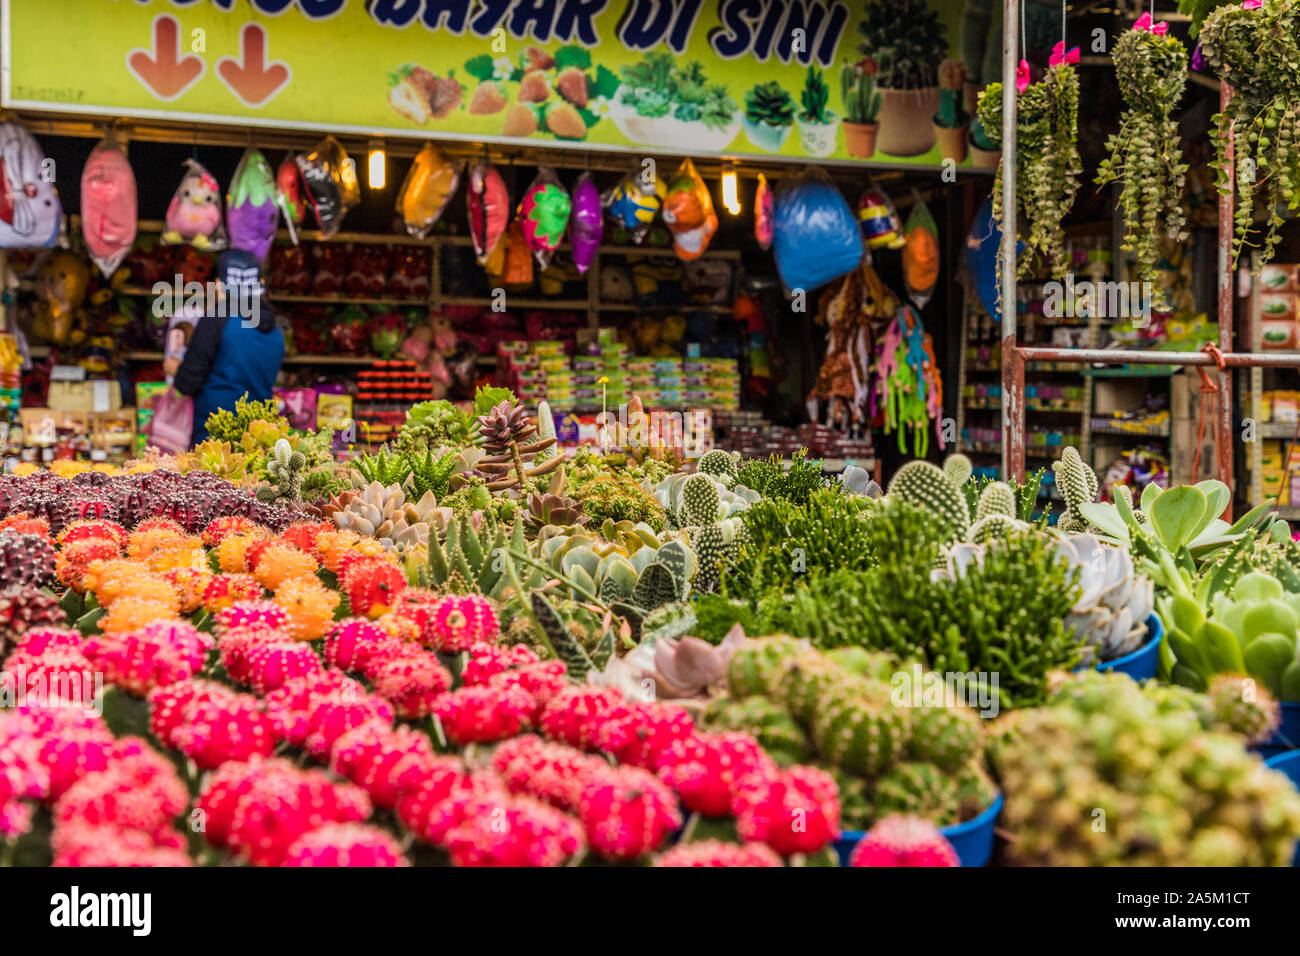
[798,65,832,124]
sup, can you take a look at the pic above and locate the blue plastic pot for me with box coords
[1093,614,1164,681]
[1254,702,1300,758]
[1263,750,1300,866]
[834,792,1003,867]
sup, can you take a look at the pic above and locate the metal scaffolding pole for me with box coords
[1000,0,1020,480]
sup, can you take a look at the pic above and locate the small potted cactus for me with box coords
[932,59,969,163]
[794,65,840,158]
[967,114,1001,168]
[743,81,796,153]
[840,58,883,158]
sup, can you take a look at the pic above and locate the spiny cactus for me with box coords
[690,518,743,594]
[811,685,911,777]
[680,473,721,526]
[906,705,983,772]
[725,635,808,697]
[943,453,973,487]
[697,449,741,487]
[426,511,540,598]
[1053,446,1098,533]
[257,438,307,506]
[968,513,1025,545]
[976,481,1016,521]
[872,761,962,826]
[887,459,970,542]
[702,695,811,766]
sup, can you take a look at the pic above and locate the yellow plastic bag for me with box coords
[397,144,462,238]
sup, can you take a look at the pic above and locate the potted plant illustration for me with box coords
[933,59,970,163]
[858,0,946,156]
[743,81,796,153]
[967,114,1001,168]
[840,58,883,158]
[795,66,840,157]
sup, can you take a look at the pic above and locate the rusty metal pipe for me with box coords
[1000,0,1020,480]
[1014,348,1300,368]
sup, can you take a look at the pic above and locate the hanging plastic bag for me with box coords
[857,183,905,249]
[902,196,940,308]
[276,153,305,244]
[467,162,509,264]
[162,158,227,251]
[603,162,663,244]
[80,133,137,278]
[772,167,862,293]
[754,172,774,251]
[0,120,62,248]
[397,143,462,238]
[516,166,570,268]
[226,148,281,264]
[488,220,534,287]
[662,158,717,261]
[569,172,602,274]
[295,135,360,238]
[32,250,89,345]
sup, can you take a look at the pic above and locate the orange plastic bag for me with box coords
[662,158,717,261]
[493,221,534,286]
[398,144,462,238]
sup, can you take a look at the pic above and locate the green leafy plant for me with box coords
[798,66,832,124]
[353,446,412,488]
[1095,26,1190,285]
[205,394,281,446]
[976,61,1081,279]
[1199,0,1300,270]
[744,81,796,127]
[736,450,833,506]
[840,59,883,124]
[396,400,476,457]
[857,0,946,90]
[408,448,458,500]
[962,468,1048,523]
[619,53,737,130]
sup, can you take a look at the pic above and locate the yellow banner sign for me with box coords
[2,0,994,167]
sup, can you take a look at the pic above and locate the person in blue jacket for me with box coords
[166,249,284,445]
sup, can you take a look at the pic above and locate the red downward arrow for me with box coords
[217,24,291,108]
[126,15,205,101]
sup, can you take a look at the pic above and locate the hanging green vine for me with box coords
[1095,27,1189,285]
[975,62,1081,280]
[1199,0,1300,270]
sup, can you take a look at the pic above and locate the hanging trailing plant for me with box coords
[1199,0,1300,270]
[1095,22,1190,285]
[975,60,1081,279]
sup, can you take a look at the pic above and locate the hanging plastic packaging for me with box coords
[80,133,137,278]
[772,167,863,293]
[902,196,940,308]
[754,172,774,251]
[295,135,360,238]
[662,158,717,261]
[0,120,62,248]
[32,250,89,345]
[397,143,462,238]
[857,183,905,249]
[491,220,534,286]
[516,166,570,268]
[226,148,281,264]
[603,162,663,244]
[162,158,227,251]
[467,162,509,264]
[569,172,602,274]
[276,153,305,243]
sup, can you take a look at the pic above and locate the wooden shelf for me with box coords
[440,296,588,310]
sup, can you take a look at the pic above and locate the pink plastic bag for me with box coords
[148,387,194,453]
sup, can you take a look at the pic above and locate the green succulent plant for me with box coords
[744,81,796,127]
[1095,26,1190,285]
[840,59,882,124]
[857,0,946,90]
[798,65,832,124]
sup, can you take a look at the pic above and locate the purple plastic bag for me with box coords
[226,148,281,264]
[569,173,602,274]
[148,387,194,453]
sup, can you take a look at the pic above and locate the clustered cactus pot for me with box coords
[840,58,883,158]
[858,0,946,156]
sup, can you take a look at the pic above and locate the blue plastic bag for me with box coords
[772,167,863,293]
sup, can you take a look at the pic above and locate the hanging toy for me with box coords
[875,306,943,456]
[295,135,360,238]
[902,195,940,308]
[80,133,137,279]
[754,172,774,251]
[603,162,664,244]
[226,148,281,264]
[569,172,602,274]
[162,158,227,251]
[516,166,570,268]
[0,120,61,248]
[397,143,462,238]
[857,183,905,249]
[772,167,863,293]
[662,158,717,261]
[467,162,509,264]
[32,250,89,345]
[276,153,305,243]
